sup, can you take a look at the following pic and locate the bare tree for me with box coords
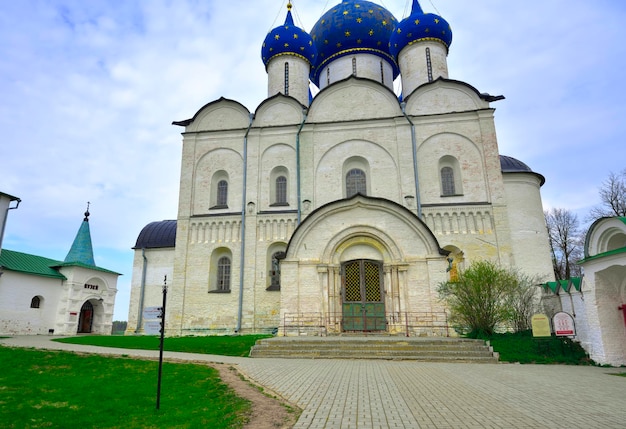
[544,208,583,280]
[588,168,626,220]
[507,272,542,332]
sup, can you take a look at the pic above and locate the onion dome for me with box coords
[261,2,316,69]
[310,0,399,87]
[389,0,452,59]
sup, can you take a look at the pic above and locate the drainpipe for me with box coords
[401,102,422,219]
[236,113,255,333]
[0,198,20,254]
[296,108,308,225]
[135,248,148,333]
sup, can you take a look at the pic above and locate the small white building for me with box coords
[578,217,626,366]
[0,205,119,335]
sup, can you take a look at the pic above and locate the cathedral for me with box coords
[126,0,554,336]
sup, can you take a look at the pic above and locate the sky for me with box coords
[1,0,625,321]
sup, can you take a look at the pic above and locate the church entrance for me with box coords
[341,260,386,332]
[77,301,94,333]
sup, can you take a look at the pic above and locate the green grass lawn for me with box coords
[487,330,593,365]
[54,334,271,357]
[0,347,250,429]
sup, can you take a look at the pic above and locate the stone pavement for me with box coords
[2,336,626,429]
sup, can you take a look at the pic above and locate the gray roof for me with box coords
[500,155,545,186]
[134,220,177,249]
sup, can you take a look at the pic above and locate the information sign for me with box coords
[143,306,163,320]
[553,311,576,336]
[144,321,162,335]
[531,313,551,337]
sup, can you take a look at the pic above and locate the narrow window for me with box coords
[327,67,330,86]
[269,252,282,290]
[380,61,384,84]
[217,257,231,291]
[426,47,433,82]
[30,296,41,309]
[352,57,357,76]
[275,176,287,205]
[284,62,289,95]
[346,169,367,197]
[441,167,455,196]
[217,180,228,207]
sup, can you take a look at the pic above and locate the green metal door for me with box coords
[342,260,386,331]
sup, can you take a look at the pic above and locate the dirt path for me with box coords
[208,363,300,429]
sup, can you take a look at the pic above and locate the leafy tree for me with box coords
[544,208,583,280]
[438,260,520,337]
[111,320,127,334]
[588,168,626,220]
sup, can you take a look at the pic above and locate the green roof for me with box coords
[0,249,121,278]
[0,249,66,279]
[579,246,626,264]
[64,217,95,266]
[541,277,582,294]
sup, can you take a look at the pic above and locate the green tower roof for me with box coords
[64,207,95,266]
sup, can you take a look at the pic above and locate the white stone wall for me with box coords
[398,41,449,98]
[503,173,555,280]
[153,71,555,336]
[0,271,63,335]
[126,247,175,334]
[55,266,118,335]
[581,261,626,366]
[316,53,395,91]
[267,56,311,106]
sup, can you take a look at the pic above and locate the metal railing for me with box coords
[280,311,449,337]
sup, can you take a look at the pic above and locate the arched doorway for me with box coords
[341,259,385,331]
[77,301,94,333]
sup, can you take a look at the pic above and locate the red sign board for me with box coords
[553,312,576,336]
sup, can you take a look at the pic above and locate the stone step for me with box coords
[251,344,491,352]
[249,337,499,362]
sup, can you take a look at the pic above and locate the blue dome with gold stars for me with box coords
[389,0,452,59]
[262,3,316,69]
[310,0,399,87]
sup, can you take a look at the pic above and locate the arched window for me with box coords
[217,256,231,292]
[275,176,287,205]
[270,167,289,207]
[217,180,228,207]
[438,155,462,197]
[210,171,230,210]
[441,167,455,196]
[346,168,367,197]
[30,296,41,309]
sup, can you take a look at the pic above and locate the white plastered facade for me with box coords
[0,261,118,336]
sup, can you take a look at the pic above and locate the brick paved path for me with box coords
[238,358,626,428]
